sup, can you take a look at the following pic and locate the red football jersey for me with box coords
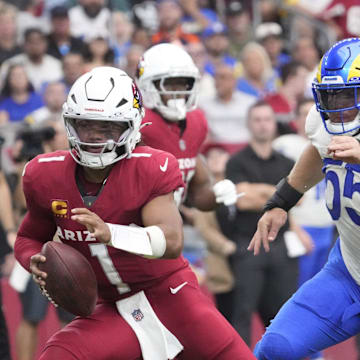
[323,0,360,38]
[141,108,208,203]
[15,146,187,302]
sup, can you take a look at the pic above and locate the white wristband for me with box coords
[144,226,166,258]
[105,224,166,258]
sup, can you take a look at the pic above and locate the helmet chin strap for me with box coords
[326,111,360,136]
[159,98,187,121]
[80,151,117,169]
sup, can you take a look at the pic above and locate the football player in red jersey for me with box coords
[136,43,240,210]
[14,67,254,360]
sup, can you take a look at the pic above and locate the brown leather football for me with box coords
[38,241,97,317]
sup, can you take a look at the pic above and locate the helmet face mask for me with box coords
[152,76,198,121]
[63,67,144,169]
[136,44,200,121]
[64,117,132,168]
[312,38,360,136]
[313,83,360,135]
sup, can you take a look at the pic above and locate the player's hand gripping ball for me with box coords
[38,242,98,317]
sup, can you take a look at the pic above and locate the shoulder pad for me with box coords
[305,105,331,159]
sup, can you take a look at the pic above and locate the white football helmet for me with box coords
[136,43,200,121]
[63,66,145,169]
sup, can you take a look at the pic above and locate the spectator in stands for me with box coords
[265,61,308,134]
[47,5,86,60]
[216,101,298,345]
[152,0,200,46]
[178,0,212,34]
[25,81,67,125]
[202,21,238,77]
[186,41,216,101]
[0,2,21,66]
[82,36,115,72]
[131,1,158,34]
[0,64,43,124]
[69,0,111,40]
[291,36,321,99]
[61,52,85,93]
[131,26,151,50]
[120,44,145,80]
[255,22,291,75]
[322,0,360,39]
[16,0,50,44]
[237,41,277,98]
[225,0,253,60]
[193,145,236,322]
[199,63,256,154]
[1,28,63,92]
[110,11,133,66]
[0,164,16,360]
[41,119,69,154]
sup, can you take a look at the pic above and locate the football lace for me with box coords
[40,286,59,307]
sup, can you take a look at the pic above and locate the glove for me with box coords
[213,179,238,206]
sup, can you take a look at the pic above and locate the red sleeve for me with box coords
[320,0,342,20]
[15,213,48,272]
[14,159,57,272]
[148,151,184,202]
[197,108,208,147]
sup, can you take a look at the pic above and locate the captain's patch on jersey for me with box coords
[51,200,69,218]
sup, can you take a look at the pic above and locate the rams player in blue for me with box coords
[249,37,360,359]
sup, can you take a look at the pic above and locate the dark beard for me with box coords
[83,5,102,18]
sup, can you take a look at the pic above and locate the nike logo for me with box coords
[160,157,168,172]
[170,281,188,294]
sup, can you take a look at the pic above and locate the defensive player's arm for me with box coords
[287,143,324,192]
[0,171,17,248]
[141,192,184,258]
[246,143,324,205]
[235,183,276,211]
[186,154,217,211]
[193,210,236,256]
[248,144,324,255]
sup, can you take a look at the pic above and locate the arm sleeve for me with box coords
[148,152,185,202]
[198,109,209,146]
[14,160,57,272]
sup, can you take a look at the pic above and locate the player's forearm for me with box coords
[194,212,231,254]
[14,210,57,270]
[187,184,217,211]
[14,235,43,272]
[106,223,183,259]
[287,144,324,193]
[262,145,323,214]
[235,183,276,211]
[156,223,183,258]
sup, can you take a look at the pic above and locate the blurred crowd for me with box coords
[0,0,358,359]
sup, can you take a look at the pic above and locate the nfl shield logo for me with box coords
[132,309,144,322]
[179,139,186,151]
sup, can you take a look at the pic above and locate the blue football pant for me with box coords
[298,225,334,287]
[255,239,360,360]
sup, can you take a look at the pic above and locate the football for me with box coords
[38,241,97,317]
